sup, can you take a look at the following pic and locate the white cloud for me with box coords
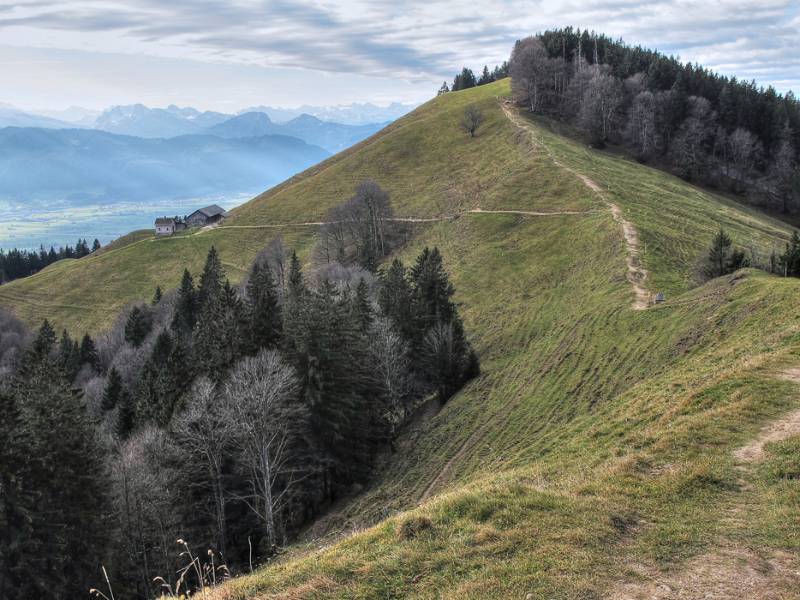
[0,0,796,109]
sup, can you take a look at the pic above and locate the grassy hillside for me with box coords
[3,80,800,597]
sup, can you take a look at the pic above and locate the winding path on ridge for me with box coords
[500,102,650,310]
[418,102,655,504]
[605,368,800,599]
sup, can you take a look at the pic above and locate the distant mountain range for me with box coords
[0,102,404,152]
[92,104,231,138]
[205,112,384,152]
[0,127,330,204]
[239,102,416,125]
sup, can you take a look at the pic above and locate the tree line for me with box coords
[438,62,509,95]
[0,183,479,599]
[508,28,800,213]
[0,238,101,284]
[706,228,800,279]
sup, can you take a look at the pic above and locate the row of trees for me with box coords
[703,228,800,279]
[509,28,800,213]
[439,62,509,95]
[0,238,101,283]
[0,183,479,598]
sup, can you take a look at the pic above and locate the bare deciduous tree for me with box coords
[221,350,306,549]
[111,427,180,597]
[727,127,763,192]
[368,317,410,434]
[173,377,233,557]
[509,36,550,113]
[258,235,288,294]
[316,180,398,270]
[670,96,716,181]
[461,105,484,138]
[578,66,624,145]
[625,90,658,160]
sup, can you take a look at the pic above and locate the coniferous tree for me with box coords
[780,231,800,276]
[478,65,494,85]
[114,387,135,439]
[79,333,100,371]
[283,251,308,360]
[103,367,124,411]
[351,278,373,333]
[172,268,198,334]
[92,239,101,252]
[379,258,414,340]
[246,261,282,352]
[194,280,244,382]
[57,329,80,378]
[410,247,456,334]
[31,319,56,359]
[9,355,108,599]
[198,246,224,308]
[0,388,30,600]
[124,305,151,347]
[152,285,163,305]
[705,228,747,278]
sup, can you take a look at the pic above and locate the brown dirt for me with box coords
[606,368,800,599]
[606,549,800,600]
[734,369,800,463]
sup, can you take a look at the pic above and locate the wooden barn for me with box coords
[186,204,228,228]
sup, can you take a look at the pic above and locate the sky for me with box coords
[0,0,798,112]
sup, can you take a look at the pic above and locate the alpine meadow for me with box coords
[1,22,800,600]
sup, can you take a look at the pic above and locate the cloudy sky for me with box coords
[0,0,798,112]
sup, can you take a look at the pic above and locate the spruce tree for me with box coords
[32,319,56,358]
[246,261,282,352]
[79,333,100,371]
[351,278,373,333]
[92,238,101,252]
[0,388,31,600]
[172,268,198,334]
[10,356,109,598]
[115,385,136,439]
[198,246,224,308]
[410,247,456,334]
[705,228,748,278]
[152,285,163,305]
[194,279,244,382]
[124,305,151,347]
[57,329,80,378]
[102,367,124,411]
[283,251,308,360]
[781,231,800,277]
[378,258,414,339]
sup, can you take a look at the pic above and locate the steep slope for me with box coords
[2,80,800,598]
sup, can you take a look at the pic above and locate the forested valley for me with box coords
[0,182,478,599]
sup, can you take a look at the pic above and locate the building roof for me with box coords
[155,217,175,226]
[191,204,227,218]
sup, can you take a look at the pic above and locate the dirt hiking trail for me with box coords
[500,102,650,310]
[605,368,800,599]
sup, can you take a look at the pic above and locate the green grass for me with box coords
[3,80,800,597]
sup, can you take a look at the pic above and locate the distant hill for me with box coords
[0,105,79,130]
[0,127,330,204]
[205,112,384,152]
